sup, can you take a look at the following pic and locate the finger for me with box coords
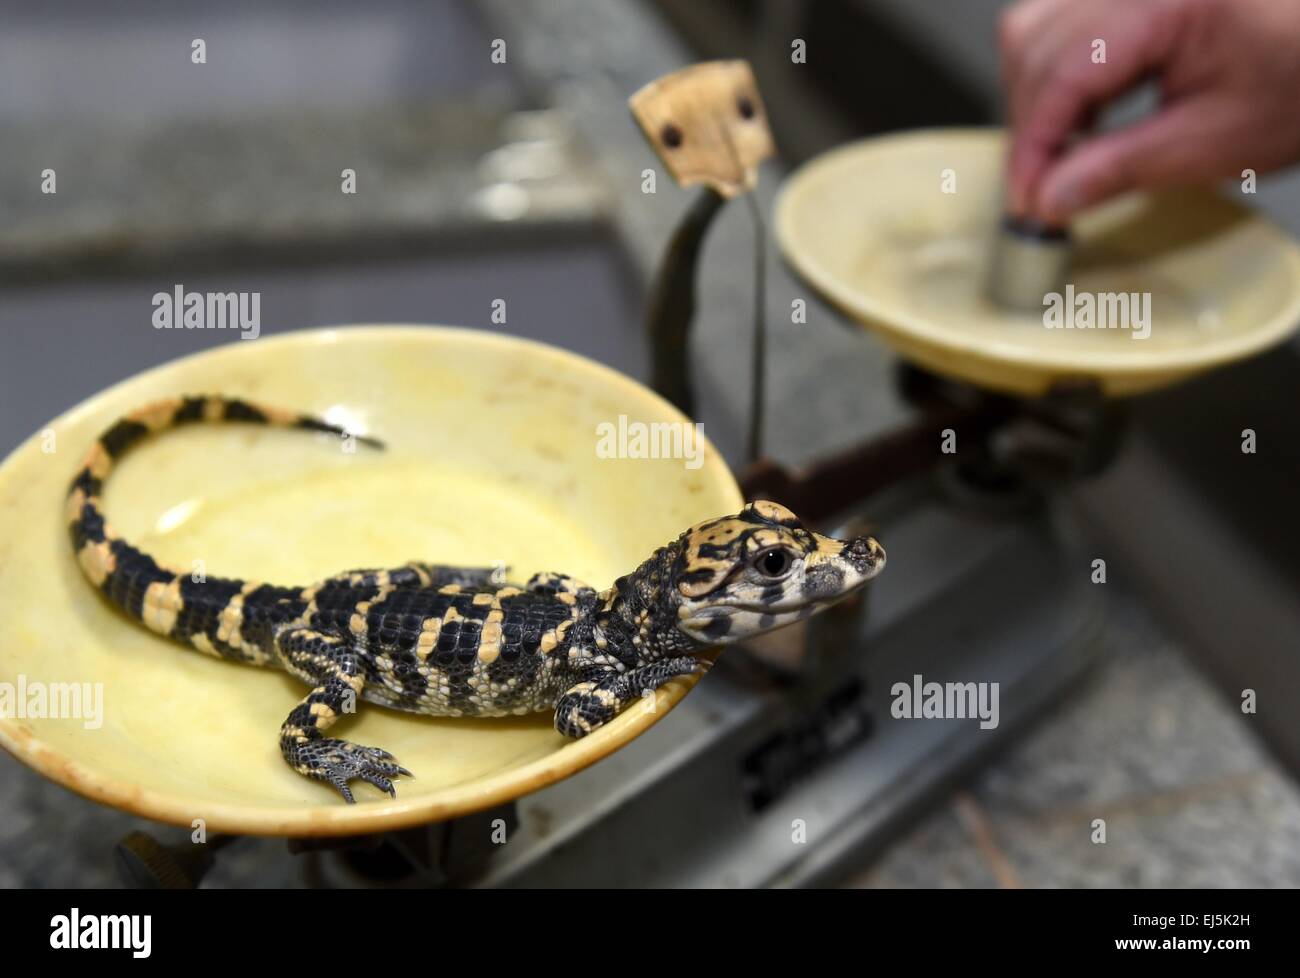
[999,0,1071,107]
[1008,0,1095,129]
[1034,96,1229,222]
[1006,3,1110,216]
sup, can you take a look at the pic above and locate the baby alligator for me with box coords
[66,396,885,802]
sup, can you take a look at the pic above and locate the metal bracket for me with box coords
[631,60,776,462]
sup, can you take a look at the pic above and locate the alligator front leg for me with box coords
[274,627,410,803]
[553,656,711,738]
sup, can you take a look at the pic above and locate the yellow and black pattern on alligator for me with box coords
[67,396,886,803]
[66,396,325,667]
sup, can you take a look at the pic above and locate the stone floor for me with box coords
[851,593,1300,888]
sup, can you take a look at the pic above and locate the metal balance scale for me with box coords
[102,63,1300,887]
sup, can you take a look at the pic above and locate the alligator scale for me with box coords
[66,396,885,802]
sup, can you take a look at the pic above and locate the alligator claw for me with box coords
[293,738,412,803]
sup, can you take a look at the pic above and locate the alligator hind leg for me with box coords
[274,627,410,803]
[525,572,596,600]
[333,563,506,589]
[403,562,507,588]
[554,656,710,738]
[335,565,589,594]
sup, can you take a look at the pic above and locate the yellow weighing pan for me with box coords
[776,128,1300,396]
[0,325,741,836]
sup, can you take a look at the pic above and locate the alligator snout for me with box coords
[843,535,886,576]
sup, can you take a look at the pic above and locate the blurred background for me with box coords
[2,0,1299,887]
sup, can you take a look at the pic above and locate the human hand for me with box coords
[1001,0,1300,224]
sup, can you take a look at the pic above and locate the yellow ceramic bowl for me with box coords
[776,128,1300,396]
[0,325,741,836]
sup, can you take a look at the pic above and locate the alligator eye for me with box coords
[754,548,792,578]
